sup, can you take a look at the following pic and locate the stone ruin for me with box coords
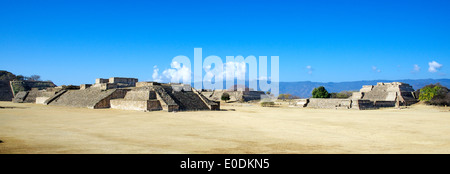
[293,82,418,110]
[201,85,267,102]
[1,80,56,102]
[88,77,139,90]
[352,82,418,106]
[0,80,14,101]
[111,82,219,112]
[11,77,220,112]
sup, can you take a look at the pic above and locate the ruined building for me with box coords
[202,85,267,102]
[111,82,219,112]
[297,82,418,110]
[352,82,418,107]
[12,77,219,112]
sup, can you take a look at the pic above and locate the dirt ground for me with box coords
[1,101,450,154]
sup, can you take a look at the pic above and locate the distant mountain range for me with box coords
[194,79,450,98]
[279,79,450,98]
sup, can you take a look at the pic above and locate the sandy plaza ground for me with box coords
[1,101,450,154]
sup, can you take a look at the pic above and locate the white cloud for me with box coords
[372,66,381,73]
[428,61,443,73]
[164,61,191,83]
[156,60,271,83]
[306,65,313,74]
[223,61,246,80]
[152,61,192,83]
[152,65,162,82]
[171,61,181,69]
[204,61,248,81]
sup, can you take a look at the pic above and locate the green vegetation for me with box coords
[10,81,28,94]
[1,70,44,82]
[260,101,275,107]
[330,91,353,99]
[0,70,19,81]
[312,86,330,98]
[418,83,450,106]
[419,85,441,101]
[1,70,55,94]
[221,92,230,102]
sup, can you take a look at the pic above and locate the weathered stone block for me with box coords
[36,97,50,104]
[80,84,92,90]
[110,99,162,111]
[306,98,352,109]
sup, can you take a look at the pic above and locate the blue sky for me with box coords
[1,0,449,85]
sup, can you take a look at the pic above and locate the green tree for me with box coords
[221,92,230,102]
[418,83,450,106]
[312,86,330,98]
[419,85,441,101]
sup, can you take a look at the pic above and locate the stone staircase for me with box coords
[160,85,210,111]
[48,88,127,108]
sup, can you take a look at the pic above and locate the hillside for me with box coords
[0,70,56,100]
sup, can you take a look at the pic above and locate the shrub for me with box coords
[418,83,450,106]
[221,92,230,102]
[419,85,441,101]
[312,86,330,98]
[260,101,275,107]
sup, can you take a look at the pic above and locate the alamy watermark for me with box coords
[153,48,279,101]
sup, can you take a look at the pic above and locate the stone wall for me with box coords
[111,99,162,111]
[110,86,163,111]
[92,89,129,109]
[306,98,352,109]
[36,97,50,104]
[109,77,138,86]
[95,78,109,84]
[12,89,57,103]
[374,101,396,108]
[80,84,92,90]
[351,99,375,110]
[23,89,56,103]
[91,83,117,90]
[94,77,138,88]
[43,90,67,105]
[136,82,160,87]
[12,91,28,103]
[124,90,156,100]
[290,99,309,107]
[0,80,14,101]
[9,80,56,96]
[203,90,266,102]
[48,88,129,109]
